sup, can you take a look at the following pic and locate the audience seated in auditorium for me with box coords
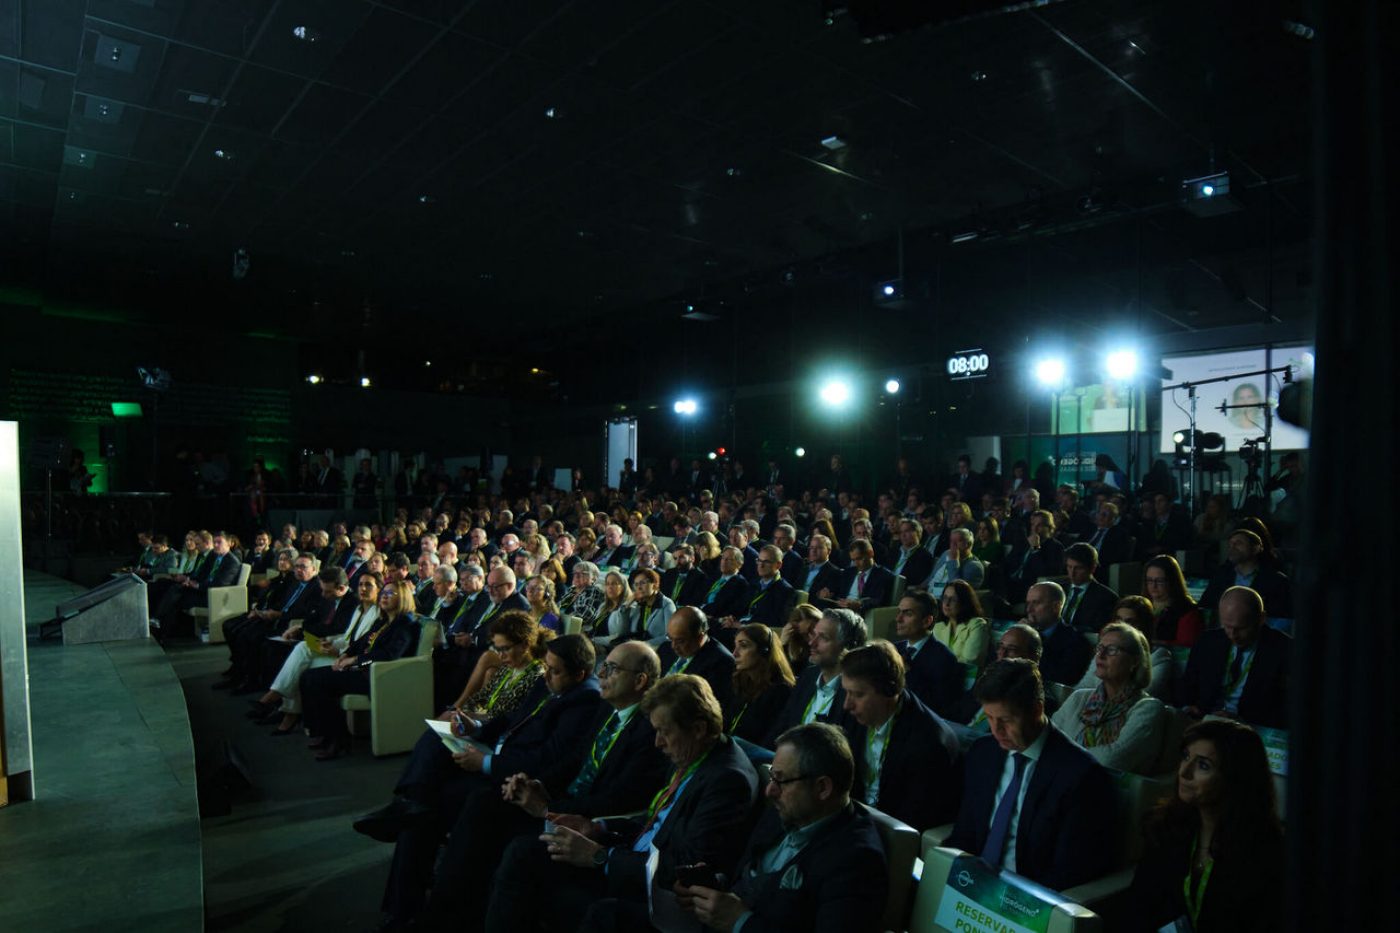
[523,574,561,633]
[445,612,550,726]
[216,552,322,691]
[717,544,795,647]
[780,603,821,673]
[1138,492,1194,559]
[600,568,673,649]
[1051,622,1166,774]
[798,533,843,597]
[479,674,758,933]
[1075,595,1176,701]
[891,590,964,720]
[1114,719,1284,932]
[725,623,796,745]
[933,579,992,679]
[945,658,1116,891]
[1198,529,1293,619]
[560,560,606,623]
[702,546,752,621]
[1178,586,1291,729]
[300,580,422,760]
[768,608,867,743]
[813,539,893,612]
[1062,542,1119,633]
[1083,501,1133,578]
[1022,581,1095,687]
[1005,509,1066,604]
[660,543,711,608]
[925,526,986,591]
[885,518,935,587]
[658,607,735,712]
[840,641,963,832]
[679,722,888,933]
[1144,554,1205,647]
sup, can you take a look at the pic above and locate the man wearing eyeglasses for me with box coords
[717,545,796,649]
[408,642,672,931]
[678,723,889,933]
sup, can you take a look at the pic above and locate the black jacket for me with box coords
[703,574,752,620]
[741,578,796,627]
[767,664,854,747]
[1199,566,1293,619]
[896,637,964,722]
[658,637,736,711]
[1177,626,1291,728]
[848,690,962,832]
[476,676,603,778]
[813,564,895,612]
[540,703,670,819]
[1064,579,1119,634]
[724,681,794,746]
[1040,622,1095,687]
[660,566,712,608]
[730,802,888,933]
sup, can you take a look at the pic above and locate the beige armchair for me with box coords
[194,563,253,643]
[341,619,441,756]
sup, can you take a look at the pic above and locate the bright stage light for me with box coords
[1034,358,1066,387]
[1105,350,1138,381]
[819,379,852,408]
[673,398,698,416]
[885,379,901,395]
[794,447,806,458]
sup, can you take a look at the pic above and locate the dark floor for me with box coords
[168,642,406,933]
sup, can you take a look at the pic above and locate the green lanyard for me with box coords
[485,662,538,712]
[865,709,899,790]
[1222,646,1256,696]
[801,676,837,723]
[644,747,712,827]
[590,712,625,770]
[639,602,654,635]
[727,703,749,733]
[705,577,727,601]
[747,586,769,610]
[1182,834,1215,929]
[671,574,686,601]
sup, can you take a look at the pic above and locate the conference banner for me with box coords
[1256,725,1289,776]
[934,856,1057,933]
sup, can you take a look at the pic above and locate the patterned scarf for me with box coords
[1078,681,1142,747]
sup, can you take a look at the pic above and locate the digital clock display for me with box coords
[947,350,991,380]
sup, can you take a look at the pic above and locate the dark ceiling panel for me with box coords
[274,81,372,146]
[381,29,505,108]
[243,0,365,77]
[173,0,274,60]
[16,65,76,127]
[318,6,443,96]
[218,64,304,134]
[20,0,85,72]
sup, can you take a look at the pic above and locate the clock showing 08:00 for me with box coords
[946,350,991,381]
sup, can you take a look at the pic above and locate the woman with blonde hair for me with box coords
[524,574,562,633]
[1051,621,1165,774]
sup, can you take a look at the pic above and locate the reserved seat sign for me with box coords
[933,855,1061,933]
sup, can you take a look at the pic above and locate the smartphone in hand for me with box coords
[675,863,720,889]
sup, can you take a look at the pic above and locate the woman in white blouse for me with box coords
[252,572,383,735]
[1053,620,1165,774]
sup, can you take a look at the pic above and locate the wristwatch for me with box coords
[591,846,609,868]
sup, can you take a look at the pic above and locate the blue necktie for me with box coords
[980,753,1029,867]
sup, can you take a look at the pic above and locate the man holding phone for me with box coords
[678,722,888,933]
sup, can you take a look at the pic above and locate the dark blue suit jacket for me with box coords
[1040,622,1095,687]
[476,676,603,778]
[896,637,964,721]
[797,562,843,599]
[704,575,752,620]
[849,691,962,832]
[944,725,1116,891]
[658,637,735,711]
[600,735,758,897]
[349,612,421,665]
[539,703,670,819]
[814,563,895,612]
[1177,626,1291,729]
[766,663,854,747]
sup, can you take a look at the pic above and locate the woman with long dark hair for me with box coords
[1142,554,1203,647]
[1116,719,1283,931]
[725,623,795,745]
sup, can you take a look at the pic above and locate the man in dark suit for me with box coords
[339,537,374,586]
[797,533,843,598]
[481,675,759,933]
[436,566,529,708]
[1005,509,1067,604]
[657,607,736,712]
[593,524,635,569]
[394,642,671,930]
[767,608,867,745]
[1198,530,1293,619]
[1062,543,1119,634]
[154,530,243,636]
[249,566,355,703]
[728,524,763,581]
[716,545,796,649]
[215,552,321,690]
[1023,581,1095,687]
[772,523,807,585]
[659,543,711,608]
[1179,586,1291,728]
[945,659,1116,891]
[1138,493,1194,559]
[1054,485,1096,541]
[1083,502,1133,580]
[813,539,894,612]
[355,636,603,920]
[892,591,964,720]
[949,454,983,504]
[702,547,752,621]
[314,454,343,506]
[884,518,934,589]
[841,642,962,832]
[679,722,888,933]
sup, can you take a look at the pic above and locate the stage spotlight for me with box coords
[306,374,322,385]
[794,447,807,458]
[819,379,852,408]
[673,398,698,416]
[1105,350,1139,381]
[882,284,896,297]
[1173,430,1187,445]
[360,376,372,388]
[1034,358,1066,387]
[885,379,901,395]
[707,451,717,460]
